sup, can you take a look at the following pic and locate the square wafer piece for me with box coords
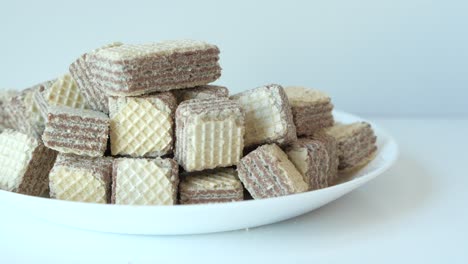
[70,42,123,114]
[49,154,112,203]
[284,86,334,136]
[0,130,57,197]
[325,122,377,172]
[171,85,228,104]
[42,106,109,157]
[86,40,222,96]
[175,97,244,172]
[109,92,176,157]
[179,168,244,204]
[285,138,330,190]
[34,74,90,121]
[231,84,296,148]
[111,157,178,205]
[237,144,308,199]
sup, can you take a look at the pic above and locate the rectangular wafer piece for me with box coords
[311,131,339,183]
[42,106,109,157]
[231,84,296,148]
[285,138,330,190]
[49,154,113,203]
[0,130,57,197]
[324,122,377,172]
[86,40,222,96]
[109,92,176,157]
[179,168,244,204]
[69,42,123,114]
[111,157,178,205]
[237,144,308,199]
[171,84,228,104]
[284,86,334,136]
[175,97,244,172]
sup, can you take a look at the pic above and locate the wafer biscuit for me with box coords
[49,154,112,203]
[179,168,243,204]
[285,86,334,136]
[109,92,176,157]
[231,84,296,147]
[286,138,329,190]
[325,122,377,172]
[311,131,339,183]
[86,40,222,96]
[0,90,18,131]
[42,106,109,157]
[111,157,178,205]
[175,97,244,172]
[171,85,228,104]
[237,144,308,199]
[69,42,123,113]
[0,130,57,197]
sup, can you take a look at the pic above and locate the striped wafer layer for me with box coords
[171,84,228,104]
[0,130,57,197]
[312,132,339,183]
[175,97,244,172]
[231,84,296,147]
[237,144,308,199]
[86,40,222,96]
[42,106,109,157]
[179,168,243,204]
[49,154,113,203]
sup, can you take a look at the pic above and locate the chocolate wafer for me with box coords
[49,154,113,203]
[111,157,179,205]
[171,84,228,104]
[86,40,222,96]
[0,130,57,197]
[179,168,243,204]
[109,92,176,157]
[284,86,334,136]
[175,97,244,172]
[231,84,296,147]
[324,122,377,172]
[42,106,109,157]
[69,42,123,114]
[237,144,308,199]
[311,131,339,183]
[285,138,329,190]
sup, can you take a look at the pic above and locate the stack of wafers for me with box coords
[0,40,378,205]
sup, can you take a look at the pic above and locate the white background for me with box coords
[0,0,467,117]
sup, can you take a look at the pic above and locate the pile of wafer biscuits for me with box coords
[0,40,377,205]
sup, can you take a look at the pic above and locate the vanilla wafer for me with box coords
[42,106,109,157]
[0,90,18,131]
[175,97,244,172]
[179,168,243,204]
[109,92,176,157]
[285,86,334,136]
[237,144,308,199]
[49,154,113,203]
[86,40,222,96]
[0,130,57,197]
[111,157,179,205]
[231,84,296,147]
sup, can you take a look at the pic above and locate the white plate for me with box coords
[0,110,398,235]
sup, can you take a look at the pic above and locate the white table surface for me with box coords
[1,118,467,264]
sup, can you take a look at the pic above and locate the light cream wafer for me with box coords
[69,42,123,114]
[49,154,113,203]
[0,130,57,197]
[179,168,243,204]
[231,84,297,147]
[109,92,176,157]
[42,106,109,157]
[171,84,228,104]
[285,138,329,190]
[0,90,18,131]
[237,144,308,199]
[175,97,244,172]
[86,40,222,96]
[285,86,334,136]
[111,157,178,205]
[325,122,377,172]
